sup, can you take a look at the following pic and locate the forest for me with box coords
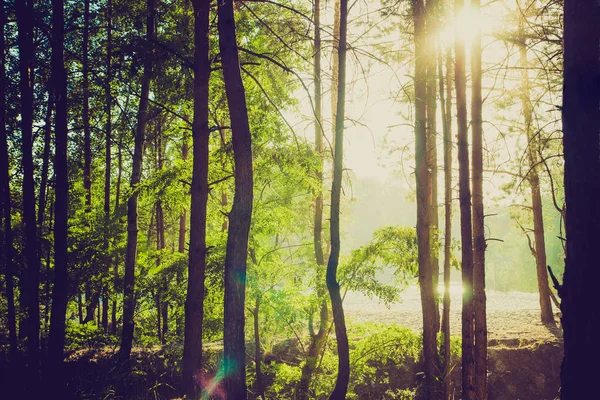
[0,0,598,398]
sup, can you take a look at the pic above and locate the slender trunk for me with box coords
[38,86,54,228]
[253,298,265,400]
[182,0,210,396]
[455,0,475,396]
[413,0,437,397]
[561,1,600,398]
[297,1,328,397]
[470,1,487,398]
[327,1,349,399]
[176,138,188,338]
[103,0,113,334]
[439,42,453,400]
[0,1,17,360]
[112,135,123,335]
[517,16,554,326]
[83,0,92,211]
[425,0,440,337]
[16,0,40,385]
[331,0,340,146]
[48,0,70,391]
[78,294,84,324]
[119,0,155,362]
[218,0,254,396]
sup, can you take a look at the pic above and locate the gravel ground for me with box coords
[343,284,562,344]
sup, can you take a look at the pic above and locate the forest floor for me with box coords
[344,284,563,345]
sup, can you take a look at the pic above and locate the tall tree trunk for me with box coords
[454,0,475,397]
[38,86,53,228]
[327,1,349,399]
[182,0,210,396]
[253,298,265,400]
[470,0,487,398]
[119,0,155,363]
[439,42,453,400]
[0,0,17,360]
[413,0,438,397]
[176,137,188,338]
[83,0,92,210]
[16,0,40,385]
[48,0,69,390]
[218,0,254,396]
[112,134,123,335]
[517,16,554,326]
[560,1,600,398]
[297,1,329,398]
[331,0,340,146]
[103,0,113,334]
[426,0,441,337]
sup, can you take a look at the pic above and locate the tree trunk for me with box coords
[48,0,69,392]
[454,0,475,397]
[439,42,453,400]
[297,1,329,397]
[176,137,188,338]
[103,0,113,334]
[218,0,254,396]
[16,0,40,385]
[413,0,438,397]
[470,0,487,398]
[253,298,265,400]
[560,0,600,398]
[119,0,155,363]
[425,0,441,337]
[83,0,92,211]
[327,1,349,399]
[0,1,17,360]
[112,135,123,335]
[182,0,211,397]
[517,16,554,326]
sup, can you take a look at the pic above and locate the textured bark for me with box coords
[218,0,254,396]
[182,1,210,397]
[413,0,438,397]
[119,0,155,362]
[439,43,453,400]
[454,0,474,397]
[48,0,69,392]
[470,0,487,398]
[0,0,17,360]
[560,0,600,398]
[327,1,349,399]
[517,16,554,326]
[297,1,328,398]
[16,0,40,385]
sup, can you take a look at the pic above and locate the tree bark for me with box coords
[0,0,17,360]
[16,0,40,385]
[470,0,487,398]
[176,137,188,338]
[517,14,554,326]
[560,0,600,398]
[439,42,453,400]
[182,0,210,397]
[48,0,69,393]
[413,0,438,397]
[253,298,265,400]
[327,1,349,399]
[119,0,155,363]
[103,0,113,334]
[454,0,475,397]
[218,0,255,396]
[297,1,329,398]
[83,0,92,211]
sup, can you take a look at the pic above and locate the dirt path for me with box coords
[343,285,562,344]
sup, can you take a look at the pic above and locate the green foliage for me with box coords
[65,321,118,350]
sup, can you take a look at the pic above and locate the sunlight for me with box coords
[437,282,464,296]
[439,3,501,51]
